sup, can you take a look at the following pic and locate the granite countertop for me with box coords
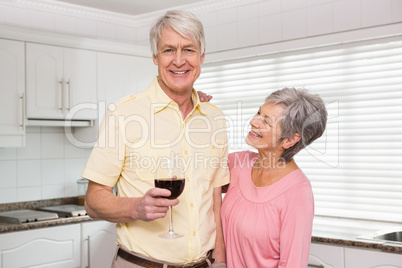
[0,197,96,234]
[312,216,402,253]
[1,198,402,254]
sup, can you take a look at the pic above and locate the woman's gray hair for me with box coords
[149,10,206,56]
[266,88,328,163]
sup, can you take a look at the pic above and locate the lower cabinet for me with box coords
[309,243,345,268]
[0,224,81,268]
[0,221,117,268]
[344,247,402,268]
[82,221,117,268]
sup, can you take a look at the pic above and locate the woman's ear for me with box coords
[283,133,301,149]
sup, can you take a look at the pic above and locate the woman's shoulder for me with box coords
[229,150,257,160]
[228,150,258,169]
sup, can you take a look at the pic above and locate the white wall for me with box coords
[0,0,401,203]
[1,0,401,54]
[0,127,91,203]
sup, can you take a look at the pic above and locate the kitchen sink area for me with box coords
[312,216,402,254]
[374,231,402,243]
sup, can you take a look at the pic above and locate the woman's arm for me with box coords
[212,186,226,264]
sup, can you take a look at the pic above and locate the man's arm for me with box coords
[212,187,226,264]
[84,181,179,223]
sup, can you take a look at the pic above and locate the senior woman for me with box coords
[199,88,327,267]
[221,88,327,267]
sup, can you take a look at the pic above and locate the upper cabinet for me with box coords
[0,39,25,147]
[26,43,97,121]
[97,52,156,108]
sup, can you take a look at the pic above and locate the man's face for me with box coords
[153,27,205,95]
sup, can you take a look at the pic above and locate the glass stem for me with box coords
[168,206,174,234]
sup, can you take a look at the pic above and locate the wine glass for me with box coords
[154,159,185,239]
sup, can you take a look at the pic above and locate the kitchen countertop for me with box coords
[0,197,96,233]
[312,216,402,253]
[1,198,401,254]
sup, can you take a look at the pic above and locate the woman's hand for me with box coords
[197,91,213,102]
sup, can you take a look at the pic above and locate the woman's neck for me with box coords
[251,155,298,187]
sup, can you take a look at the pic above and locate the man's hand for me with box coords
[132,187,179,221]
[85,181,179,223]
[197,91,212,102]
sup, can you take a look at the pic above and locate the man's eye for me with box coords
[164,49,173,53]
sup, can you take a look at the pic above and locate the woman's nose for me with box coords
[250,114,262,127]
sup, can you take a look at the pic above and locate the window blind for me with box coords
[195,36,402,222]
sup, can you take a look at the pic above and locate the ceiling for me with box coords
[54,0,216,16]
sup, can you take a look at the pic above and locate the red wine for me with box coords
[155,178,185,199]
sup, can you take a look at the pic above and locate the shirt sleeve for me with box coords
[81,108,126,187]
[278,181,314,268]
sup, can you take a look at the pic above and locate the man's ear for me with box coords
[152,54,158,65]
[283,133,301,149]
[200,51,205,64]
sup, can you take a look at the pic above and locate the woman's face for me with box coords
[245,103,286,152]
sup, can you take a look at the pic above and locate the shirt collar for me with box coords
[148,77,207,116]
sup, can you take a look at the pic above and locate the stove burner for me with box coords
[38,204,88,218]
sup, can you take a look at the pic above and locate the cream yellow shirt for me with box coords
[82,77,229,264]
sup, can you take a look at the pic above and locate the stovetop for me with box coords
[38,204,87,217]
[0,204,88,224]
[0,210,59,224]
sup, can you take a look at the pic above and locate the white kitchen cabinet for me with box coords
[344,247,402,268]
[0,224,81,268]
[81,221,117,268]
[309,243,345,268]
[97,52,156,109]
[0,39,25,147]
[63,52,155,149]
[26,43,97,121]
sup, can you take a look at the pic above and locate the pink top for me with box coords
[221,151,314,268]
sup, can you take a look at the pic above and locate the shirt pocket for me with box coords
[128,141,173,182]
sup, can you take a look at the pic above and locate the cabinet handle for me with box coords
[86,236,90,268]
[66,79,71,111]
[59,79,64,112]
[308,264,324,268]
[20,93,25,130]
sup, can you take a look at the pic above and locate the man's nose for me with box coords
[173,51,185,66]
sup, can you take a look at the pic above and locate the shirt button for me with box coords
[212,146,216,150]
[193,231,196,236]
[185,150,189,155]
[190,203,194,208]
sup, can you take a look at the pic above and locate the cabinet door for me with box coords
[26,43,64,119]
[82,221,117,268]
[97,52,138,109]
[345,247,402,268]
[309,243,345,268]
[0,224,81,268]
[97,52,156,110]
[0,39,25,147]
[64,48,97,120]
